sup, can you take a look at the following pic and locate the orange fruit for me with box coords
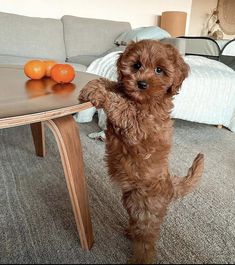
[24,60,46,80]
[44,60,57,77]
[50,64,75,84]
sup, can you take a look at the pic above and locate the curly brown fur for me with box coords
[79,40,204,264]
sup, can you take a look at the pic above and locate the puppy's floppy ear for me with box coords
[166,44,189,95]
[117,52,124,82]
[117,41,137,82]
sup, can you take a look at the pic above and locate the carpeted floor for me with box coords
[0,119,234,264]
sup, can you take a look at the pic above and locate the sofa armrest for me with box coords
[160,38,186,55]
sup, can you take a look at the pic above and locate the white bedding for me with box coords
[75,51,235,132]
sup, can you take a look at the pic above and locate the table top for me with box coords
[0,65,95,128]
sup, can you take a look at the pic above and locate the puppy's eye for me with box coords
[133,61,142,71]
[155,67,163,75]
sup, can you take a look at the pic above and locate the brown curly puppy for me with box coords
[79,40,204,264]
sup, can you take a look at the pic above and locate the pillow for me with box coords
[115,26,171,46]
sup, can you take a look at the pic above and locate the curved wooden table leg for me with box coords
[30,122,45,157]
[45,115,93,250]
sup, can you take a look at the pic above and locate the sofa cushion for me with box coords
[67,45,126,66]
[62,15,131,59]
[67,55,99,66]
[68,62,87,72]
[0,12,66,61]
[0,55,34,66]
[0,55,87,72]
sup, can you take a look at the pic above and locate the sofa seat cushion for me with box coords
[68,62,87,72]
[0,55,87,72]
[67,55,99,67]
[0,55,34,65]
[0,12,66,61]
[62,15,131,59]
[67,46,126,66]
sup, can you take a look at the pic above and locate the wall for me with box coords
[0,0,192,33]
[189,0,218,36]
[189,0,235,39]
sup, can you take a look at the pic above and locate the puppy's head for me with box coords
[117,40,189,103]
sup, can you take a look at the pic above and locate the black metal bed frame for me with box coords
[177,36,235,62]
[220,38,235,55]
[177,36,220,61]
[177,36,235,71]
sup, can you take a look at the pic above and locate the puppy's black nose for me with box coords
[137,80,148,90]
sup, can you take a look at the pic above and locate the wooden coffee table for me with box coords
[0,65,96,250]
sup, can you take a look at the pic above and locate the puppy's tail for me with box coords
[171,153,204,200]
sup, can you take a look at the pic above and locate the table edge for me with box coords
[0,102,93,129]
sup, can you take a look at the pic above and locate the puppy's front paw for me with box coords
[78,79,106,108]
[78,80,96,102]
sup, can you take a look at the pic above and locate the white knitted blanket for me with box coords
[75,52,235,133]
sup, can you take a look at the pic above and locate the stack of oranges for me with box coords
[24,60,75,83]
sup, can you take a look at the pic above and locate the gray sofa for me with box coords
[0,12,131,71]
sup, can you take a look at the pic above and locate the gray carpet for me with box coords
[0,119,234,264]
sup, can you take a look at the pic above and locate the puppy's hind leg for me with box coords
[129,234,158,265]
[123,191,166,264]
